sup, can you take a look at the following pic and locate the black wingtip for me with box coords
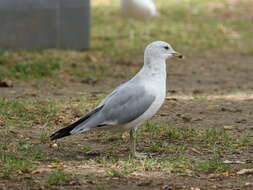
[50,105,104,141]
[50,126,73,140]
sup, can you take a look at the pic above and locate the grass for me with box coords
[201,128,231,145]
[0,50,7,65]
[10,61,60,79]
[92,0,253,56]
[196,156,231,173]
[0,98,58,126]
[106,168,130,178]
[0,95,97,127]
[82,145,92,152]
[0,154,34,178]
[142,123,197,142]
[0,51,61,80]
[0,95,252,188]
[48,169,70,185]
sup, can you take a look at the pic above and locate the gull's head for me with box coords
[144,41,183,60]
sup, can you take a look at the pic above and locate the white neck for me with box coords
[140,56,166,77]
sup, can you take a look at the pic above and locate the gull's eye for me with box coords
[164,46,169,50]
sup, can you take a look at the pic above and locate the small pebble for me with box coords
[52,143,58,148]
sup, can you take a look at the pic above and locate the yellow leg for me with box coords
[129,128,147,158]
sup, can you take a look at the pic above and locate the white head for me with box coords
[144,41,182,60]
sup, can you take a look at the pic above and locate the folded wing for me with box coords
[51,84,155,139]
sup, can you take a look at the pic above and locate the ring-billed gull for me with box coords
[120,0,159,20]
[50,41,183,158]
[119,0,159,39]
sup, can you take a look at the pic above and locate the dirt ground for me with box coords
[1,52,253,190]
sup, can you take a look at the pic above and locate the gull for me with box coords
[119,0,160,39]
[120,0,160,20]
[50,41,182,158]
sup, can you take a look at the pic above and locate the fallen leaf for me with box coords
[86,54,98,62]
[185,169,194,174]
[208,173,220,178]
[190,148,202,155]
[87,180,95,184]
[48,162,65,168]
[24,90,38,97]
[31,169,46,174]
[190,187,201,190]
[245,182,253,186]
[223,172,229,177]
[223,160,245,164]
[69,180,79,185]
[223,125,234,130]
[237,169,253,175]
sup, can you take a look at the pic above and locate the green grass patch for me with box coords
[201,128,231,145]
[142,123,197,140]
[48,169,70,185]
[0,50,8,65]
[196,156,231,173]
[0,95,98,127]
[11,61,60,79]
[0,98,59,126]
[39,129,51,144]
[236,133,252,146]
[68,62,109,79]
[160,155,193,173]
[106,168,130,178]
[0,154,34,178]
[0,59,61,79]
[82,145,92,152]
[0,130,17,150]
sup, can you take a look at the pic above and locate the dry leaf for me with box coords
[223,172,229,177]
[24,90,38,97]
[245,182,253,186]
[31,169,46,174]
[237,169,253,175]
[223,125,234,130]
[190,187,201,190]
[190,148,202,155]
[223,160,245,164]
[48,162,65,168]
[185,169,194,174]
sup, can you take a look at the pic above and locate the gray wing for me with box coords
[98,82,126,107]
[99,84,155,125]
[70,83,155,134]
